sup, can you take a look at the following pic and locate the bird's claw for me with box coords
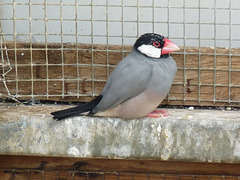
[146,110,168,118]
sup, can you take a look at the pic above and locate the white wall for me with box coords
[1,0,240,48]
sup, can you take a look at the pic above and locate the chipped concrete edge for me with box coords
[0,105,240,163]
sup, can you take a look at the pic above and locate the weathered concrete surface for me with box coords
[0,105,240,163]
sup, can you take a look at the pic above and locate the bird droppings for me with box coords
[0,105,240,163]
[226,107,232,111]
[188,106,194,111]
[67,146,80,156]
[157,124,161,133]
[182,114,194,120]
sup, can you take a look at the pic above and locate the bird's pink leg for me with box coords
[146,110,168,118]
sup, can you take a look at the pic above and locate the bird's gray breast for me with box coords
[147,57,177,95]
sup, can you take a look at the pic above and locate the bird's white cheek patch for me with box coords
[138,44,161,58]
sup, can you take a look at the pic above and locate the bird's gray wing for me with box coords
[92,56,153,113]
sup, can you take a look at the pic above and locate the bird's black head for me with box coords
[134,33,179,58]
[134,33,165,50]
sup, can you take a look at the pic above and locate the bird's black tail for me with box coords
[51,95,103,121]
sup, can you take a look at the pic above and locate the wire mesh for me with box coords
[0,23,12,96]
[0,0,240,106]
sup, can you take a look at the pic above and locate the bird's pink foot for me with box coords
[146,110,168,118]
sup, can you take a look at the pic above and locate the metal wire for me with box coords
[0,23,12,95]
[228,0,232,104]
[0,0,239,105]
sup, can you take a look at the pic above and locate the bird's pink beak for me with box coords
[161,38,180,55]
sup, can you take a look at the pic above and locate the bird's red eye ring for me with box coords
[153,41,160,48]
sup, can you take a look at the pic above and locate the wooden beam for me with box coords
[1,155,240,177]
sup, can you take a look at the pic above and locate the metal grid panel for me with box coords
[0,0,240,106]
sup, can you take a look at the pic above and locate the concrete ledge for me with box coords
[0,105,240,163]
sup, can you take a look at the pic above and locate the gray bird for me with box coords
[51,33,179,120]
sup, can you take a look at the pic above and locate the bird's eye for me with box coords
[153,41,160,48]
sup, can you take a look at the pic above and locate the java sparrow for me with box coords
[51,33,179,120]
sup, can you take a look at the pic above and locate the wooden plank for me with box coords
[119,173,134,180]
[0,169,13,180]
[1,42,240,107]
[1,155,240,176]
[0,170,239,180]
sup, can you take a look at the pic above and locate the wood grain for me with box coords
[1,155,240,178]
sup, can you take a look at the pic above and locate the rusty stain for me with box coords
[187,79,192,93]
[64,82,69,95]
[82,78,87,93]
